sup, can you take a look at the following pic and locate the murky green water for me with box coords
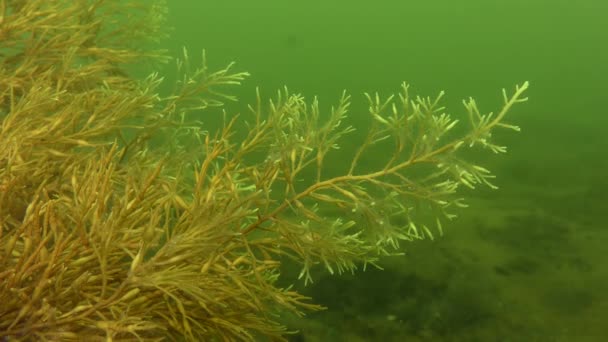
[163,1,608,340]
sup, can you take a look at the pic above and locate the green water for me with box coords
[164,1,607,340]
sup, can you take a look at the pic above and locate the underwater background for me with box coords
[162,1,607,341]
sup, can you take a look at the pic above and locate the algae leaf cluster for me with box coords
[0,1,528,340]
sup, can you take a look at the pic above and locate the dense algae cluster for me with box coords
[0,1,528,340]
